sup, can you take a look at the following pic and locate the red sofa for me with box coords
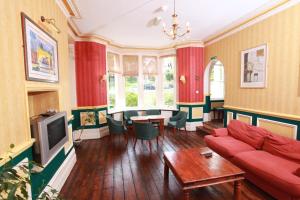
[204,120,300,200]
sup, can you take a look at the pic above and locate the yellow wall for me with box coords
[0,1,71,156]
[205,4,300,119]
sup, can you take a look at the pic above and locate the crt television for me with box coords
[30,111,69,166]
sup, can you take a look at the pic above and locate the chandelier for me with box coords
[162,0,190,40]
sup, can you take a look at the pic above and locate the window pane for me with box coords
[108,73,116,109]
[125,76,138,107]
[123,55,138,76]
[144,75,157,107]
[162,56,176,107]
[142,56,158,75]
[107,52,121,74]
[210,62,224,100]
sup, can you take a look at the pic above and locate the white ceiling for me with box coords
[72,0,282,47]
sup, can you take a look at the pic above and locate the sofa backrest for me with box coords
[227,120,271,149]
[263,133,300,163]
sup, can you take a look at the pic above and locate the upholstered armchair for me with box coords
[168,111,188,134]
[123,110,138,127]
[133,122,159,151]
[106,116,127,143]
[145,109,161,115]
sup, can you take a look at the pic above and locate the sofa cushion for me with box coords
[227,120,270,149]
[295,168,300,177]
[204,135,255,159]
[263,134,300,163]
[211,128,228,137]
[232,151,300,197]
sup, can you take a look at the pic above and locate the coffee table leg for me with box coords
[234,180,241,200]
[183,190,190,200]
[164,162,169,181]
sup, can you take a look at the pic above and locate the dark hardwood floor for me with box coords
[60,129,274,200]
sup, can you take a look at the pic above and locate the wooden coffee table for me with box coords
[163,147,245,200]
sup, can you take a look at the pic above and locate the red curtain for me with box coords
[177,47,204,103]
[75,41,107,107]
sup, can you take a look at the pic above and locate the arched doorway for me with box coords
[203,59,225,122]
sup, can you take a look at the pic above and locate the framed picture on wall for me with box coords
[21,13,59,83]
[98,111,107,124]
[241,44,267,88]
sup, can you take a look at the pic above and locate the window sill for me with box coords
[107,106,178,114]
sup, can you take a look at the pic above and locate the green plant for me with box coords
[0,144,63,200]
[125,92,138,107]
[165,70,174,82]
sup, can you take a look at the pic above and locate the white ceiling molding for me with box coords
[61,0,298,49]
[55,0,70,18]
[55,0,81,18]
[204,0,300,46]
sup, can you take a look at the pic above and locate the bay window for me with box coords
[107,53,176,110]
[107,52,121,109]
[123,55,139,107]
[161,56,176,107]
[142,56,158,107]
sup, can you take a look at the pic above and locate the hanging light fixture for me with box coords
[162,0,190,40]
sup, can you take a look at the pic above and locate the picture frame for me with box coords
[80,112,96,126]
[98,111,107,124]
[21,12,59,83]
[241,44,267,88]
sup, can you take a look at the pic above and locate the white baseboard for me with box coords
[73,126,109,140]
[100,126,109,138]
[44,148,77,194]
[203,113,211,122]
[185,121,203,131]
[73,128,100,140]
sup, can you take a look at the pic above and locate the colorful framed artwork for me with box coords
[21,13,59,83]
[80,112,96,126]
[98,111,107,124]
[241,44,267,88]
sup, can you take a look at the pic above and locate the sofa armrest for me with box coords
[211,128,228,137]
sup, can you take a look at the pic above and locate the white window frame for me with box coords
[106,51,177,111]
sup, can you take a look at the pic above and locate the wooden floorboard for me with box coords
[60,129,275,200]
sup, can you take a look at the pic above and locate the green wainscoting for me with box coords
[177,104,204,122]
[224,108,300,140]
[72,107,108,131]
[203,95,211,113]
[0,118,74,199]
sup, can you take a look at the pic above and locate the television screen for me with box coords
[47,116,66,150]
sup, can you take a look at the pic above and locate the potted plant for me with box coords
[0,144,63,200]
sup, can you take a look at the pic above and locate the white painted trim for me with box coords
[185,121,203,131]
[55,0,70,18]
[99,126,109,138]
[256,118,298,140]
[205,0,300,46]
[55,0,81,18]
[203,113,211,122]
[236,113,253,124]
[227,112,234,125]
[73,128,101,140]
[42,148,76,194]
